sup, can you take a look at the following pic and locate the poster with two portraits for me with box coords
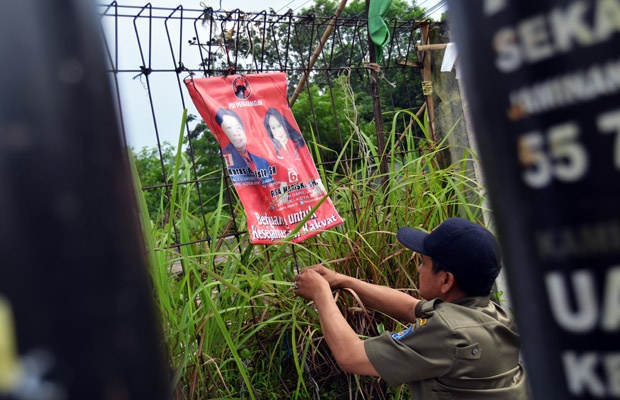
[185,73,343,244]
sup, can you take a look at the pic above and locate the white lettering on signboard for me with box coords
[546,267,620,333]
[602,267,620,331]
[518,122,588,188]
[545,270,599,333]
[562,351,620,396]
[597,109,620,170]
[534,221,620,260]
[563,351,606,397]
[508,58,620,119]
[516,107,620,189]
[549,267,620,396]
[494,0,620,73]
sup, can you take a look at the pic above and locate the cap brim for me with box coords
[396,226,429,254]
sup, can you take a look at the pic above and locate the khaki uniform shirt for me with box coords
[364,296,530,399]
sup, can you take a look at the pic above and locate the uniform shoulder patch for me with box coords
[391,324,414,340]
[391,317,429,341]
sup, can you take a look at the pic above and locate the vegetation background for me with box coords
[126,1,483,399]
[131,104,485,399]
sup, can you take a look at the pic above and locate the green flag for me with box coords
[368,0,393,60]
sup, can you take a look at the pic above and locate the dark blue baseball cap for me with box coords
[396,218,501,296]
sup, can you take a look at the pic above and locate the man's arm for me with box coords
[310,265,419,323]
[295,269,379,376]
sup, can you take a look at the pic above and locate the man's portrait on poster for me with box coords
[215,107,274,186]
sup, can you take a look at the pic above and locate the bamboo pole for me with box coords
[416,43,447,51]
[288,0,348,107]
[393,102,427,151]
[419,22,436,142]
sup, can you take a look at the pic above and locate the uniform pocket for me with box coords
[454,343,481,360]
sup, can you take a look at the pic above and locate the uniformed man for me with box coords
[294,217,530,399]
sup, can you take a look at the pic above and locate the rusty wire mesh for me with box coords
[99,2,433,252]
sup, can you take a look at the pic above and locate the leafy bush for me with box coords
[131,100,486,399]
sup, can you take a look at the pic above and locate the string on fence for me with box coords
[99,1,429,260]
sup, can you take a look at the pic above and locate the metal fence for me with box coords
[99,2,436,251]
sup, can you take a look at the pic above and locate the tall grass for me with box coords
[131,95,487,399]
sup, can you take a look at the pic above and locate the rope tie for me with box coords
[224,66,236,76]
[175,62,188,75]
[364,61,381,73]
[139,65,152,75]
[364,61,397,88]
[422,80,433,95]
[132,65,152,81]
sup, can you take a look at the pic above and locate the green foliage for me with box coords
[185,115,222,178]
[283,0,427,164]
[133,92,487,399]
[192,0,428,172]
[131,5,476,396]
[292,83,351,164]
[184,117,228,215]
[132,143,175,218]
[305,0,425,25]
[131,115,228,238]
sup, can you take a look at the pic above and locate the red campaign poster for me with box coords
[184,73,343,244]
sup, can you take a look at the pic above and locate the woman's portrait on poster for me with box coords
[263,107,306,163]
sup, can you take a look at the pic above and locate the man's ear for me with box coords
[441,271,456,293]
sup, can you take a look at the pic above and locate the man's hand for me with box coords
[294,268,331,301]
[293,266,381,378]
[304,264,343,289]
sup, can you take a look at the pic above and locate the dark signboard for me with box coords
[0,1,168,399]
[447,1,620,399]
